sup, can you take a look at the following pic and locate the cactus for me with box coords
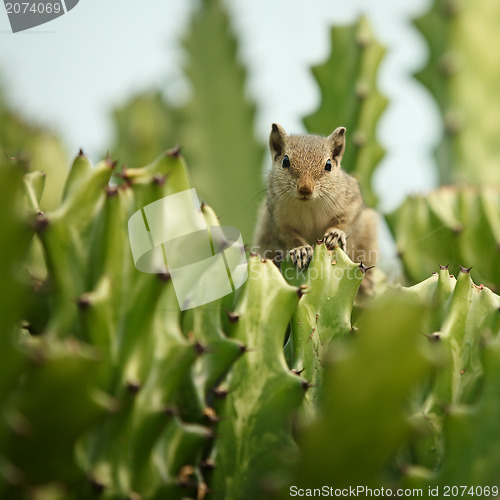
[386,185,500,291]
[282,244,364,417]
[210,256,305,499]
[303,16,388,207]
[400,266,500,471]
[274,295,434,496]
[414,0,500,185]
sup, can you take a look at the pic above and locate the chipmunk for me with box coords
[253,123,378,293]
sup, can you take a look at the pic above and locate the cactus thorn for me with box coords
[226,310,240,323]
[88,476,106,494]
[297,286,309,299]
[239,343,249,354]
[356,33,371,48]
[211,386,228,399]
[104,155,117,169]
[167,145,182,158]
[203,407,220,424]
[316,238,324,245]
[250,250,258,257]
[200,459,216,471]
[302,380,317,391]
[198,482,212,500]
[33,211,49,232]
[120,165,129,179]
[126,380,141,394]
[460,369,466,375]
[152,173,166,186]
[105,185,118,198]
[77,294,91,310]
[20,320,32,333]
[177,465,196,487]
[78,148,85,157]
[194,341,209,356]
[163,406,179,417]
[428,332,441,342]
[439,264,449,270]
[291,367,305,376]
[157,271,171,282]
[358,262,375,274]
[459,265,472,273]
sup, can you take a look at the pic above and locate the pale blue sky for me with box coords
[0,0,439,213]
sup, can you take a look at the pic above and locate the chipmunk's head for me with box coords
[268,123,346,202]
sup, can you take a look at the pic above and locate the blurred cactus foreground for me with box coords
[1,0,500,498]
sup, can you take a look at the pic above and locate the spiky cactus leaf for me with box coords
[387,186,500,291]
[400,266,500,470]
[181,0,265,242]
[282,244,363,416]
[3,340,107,485]
[414,0,500,184]
[303,16,387,207]
[211,256,304,499]
[436,342,500,485]
[404,343,500,489]
[286,294,433,491]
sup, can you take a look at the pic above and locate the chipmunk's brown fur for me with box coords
[254,123,378,293]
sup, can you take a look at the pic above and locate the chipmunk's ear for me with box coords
[327,127,346,166]
[269,123,287,159]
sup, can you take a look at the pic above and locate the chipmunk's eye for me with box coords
[325,159,332,172]
[282,155,290,169]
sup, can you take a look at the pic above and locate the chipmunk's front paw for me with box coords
[323,229,347,250]
[289,245,313,270]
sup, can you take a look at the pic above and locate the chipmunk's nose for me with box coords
[297,180,314,198]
